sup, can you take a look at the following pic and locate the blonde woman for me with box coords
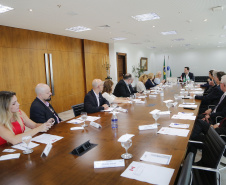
[145,73,157,89]
[136,74,148,92]
[102,80,129,104]
[0,91,54,145]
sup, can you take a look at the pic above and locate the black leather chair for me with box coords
[177,152,194,185]
[189,126,225,185]
[71,103,84,117]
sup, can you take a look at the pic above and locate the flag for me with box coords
[163,56,166,80]
[167,55,172,77]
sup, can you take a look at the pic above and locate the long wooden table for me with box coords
[0,84,201,185]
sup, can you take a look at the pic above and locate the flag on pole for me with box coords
[163,56,166,80]
[167,55,172,77]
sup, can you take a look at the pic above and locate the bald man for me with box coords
[84,79,109,113]
[30,83,61,124]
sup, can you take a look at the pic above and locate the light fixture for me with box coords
[220,35,226,38]
[0,4,14,14]
[111,37,127,41]
[65,26,91,32]
[161,31,177,35]
[203,19,208,22]
[153,26,155,28]
[29,9,33,12]
[223,25,226,29]
[132,13,160,21]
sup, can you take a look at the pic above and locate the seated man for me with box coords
[84,79,109,113]
[113,73,135,97]
[196,71,225,113]
[30,83,61,124]
[181,67,194,81]
[187,75,226,157]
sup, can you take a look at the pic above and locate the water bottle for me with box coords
[111,113,118,129]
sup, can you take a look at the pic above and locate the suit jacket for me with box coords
[113,80,134,97]
[196,85,223,105]
[210,94,226,121]
[216,117,226,135]
[181,72,194,81]
[30,98,61,124]
[84,90,110,113]
[145,79,156,89]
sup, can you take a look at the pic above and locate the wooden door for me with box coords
[117,53,127,82]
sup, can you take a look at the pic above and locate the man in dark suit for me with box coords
[113,73,135,97]
[181,67,195,81]
[30,83,61,124]
[84,79,109,113]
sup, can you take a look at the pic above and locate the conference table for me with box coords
[0,83,202,185]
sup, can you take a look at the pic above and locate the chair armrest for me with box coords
[216,116,224,124]
[192,165,219,173]
[188,140,203,144]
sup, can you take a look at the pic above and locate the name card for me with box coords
[90,121,102,128]
[41,143,52,157]
[94,159,125,168]
[139,124,158,130]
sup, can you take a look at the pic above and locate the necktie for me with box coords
[213,94,225,113]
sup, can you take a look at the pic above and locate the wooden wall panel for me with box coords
[83,40,109,92]
[0,26,13,48]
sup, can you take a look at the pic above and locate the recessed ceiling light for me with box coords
[29,9,33,12]
[111,37,127,41]
[172,38,184,41]
[132,13,160,21]
[220,35,226,38]
[0,4,14,14]
[153,26,155,28]
[65,26,91,32]
[161,31,177,35]
[223,25,226,29]
[203,19,208,22]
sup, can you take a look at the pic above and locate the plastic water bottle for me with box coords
[111,113,118,129]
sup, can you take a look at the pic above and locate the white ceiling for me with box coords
[1,0,226,52]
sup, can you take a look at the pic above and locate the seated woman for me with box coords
[136,74,148,92]
[145,73,157,89]
[0,91,54,145]
[154,71,165,85]
[102,80,129,104]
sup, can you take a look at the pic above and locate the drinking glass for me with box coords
[81,112,88,127]
[152,112,160,126]
[22,135,33,154]
[111,103,118,112]
[166,102,173,112]
[121,139,133,159]
[174,94,179,102]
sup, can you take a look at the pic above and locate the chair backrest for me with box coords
[177,152,194,185]
[71,103,84,117]
[198,126,226,168]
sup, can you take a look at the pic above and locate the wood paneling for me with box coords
[83,39,109,92]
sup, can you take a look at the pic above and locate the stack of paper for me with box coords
[12,142,39,150]
[140,151,172,165]
[32,134,63,144]
[121,161,174,185]
[179,104,197,108]
[169,123,190,129]
[0,153,20,161]
[171,114,196,120]
[157,127,190,137]
[67,119,84,124]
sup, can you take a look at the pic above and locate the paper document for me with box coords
[2,149,16,153]
[139,124,158,130]
[118,134,135,142]
[158,127,190,137]
[116,107,128,113]
[90,121,102,128]
[159,111,170,115]
[0,153,20,161]
[12,142,39,151]
[140,151,172,165]
[102,107,115,112]
[169,123,190,129]
[137,96,147,99]
[121,161,174,185]
[78,116,100,122]
[67,119,83,124]
[94,159,125,168]
[178,112,194,116]
[32,134,63,144]
[172,114,196,120]
[149,95,157,98]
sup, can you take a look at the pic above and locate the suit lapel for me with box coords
[91,90,98,106]
[36,98,54,116]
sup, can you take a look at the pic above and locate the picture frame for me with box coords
[140,57,148,71]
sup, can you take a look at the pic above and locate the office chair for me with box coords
[71,103,84,117]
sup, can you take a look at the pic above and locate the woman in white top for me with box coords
[136,74,148,92]
[102,80,128,104]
